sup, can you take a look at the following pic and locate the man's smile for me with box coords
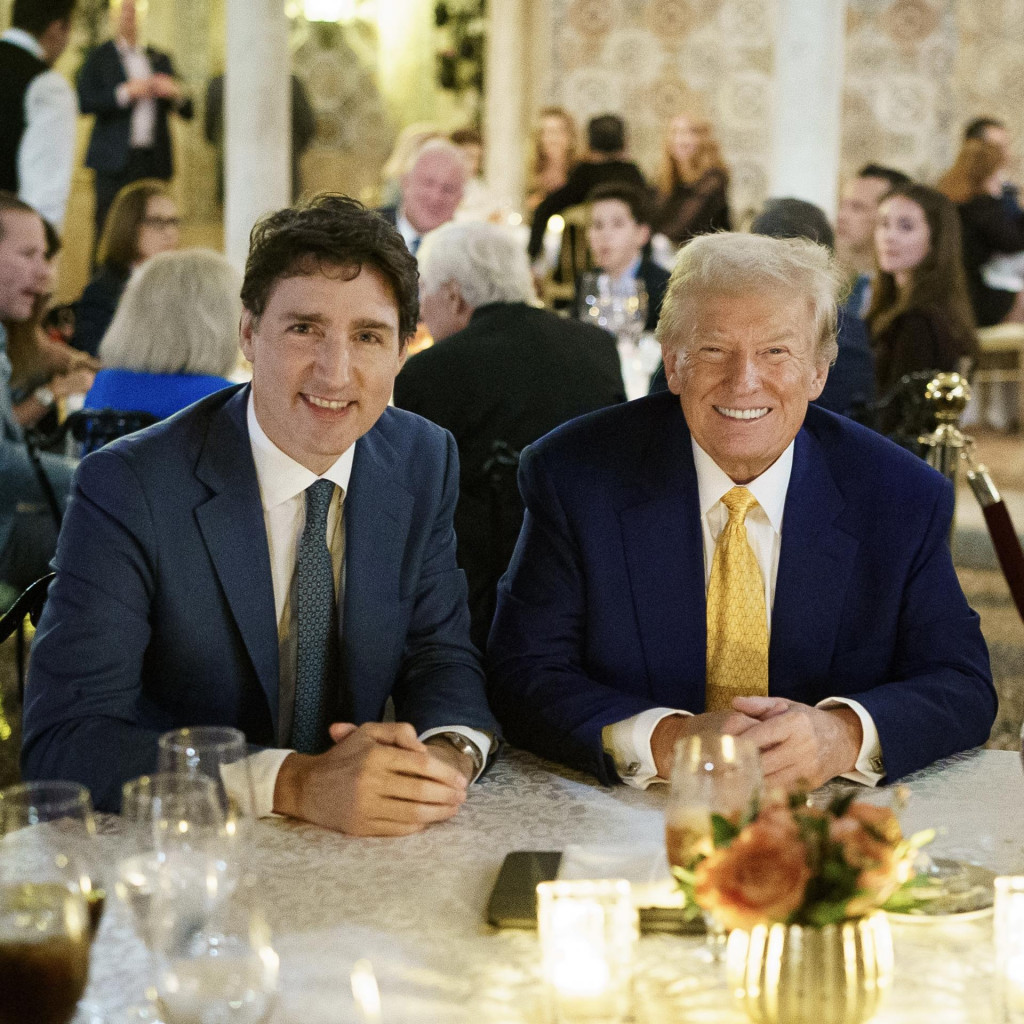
[714,406,770,421]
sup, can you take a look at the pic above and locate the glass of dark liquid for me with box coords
[0,781,100,1024]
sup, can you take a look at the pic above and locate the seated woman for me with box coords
[525,106,579,214]
[73,179,181,357]
[867,183,978,403]
[654,111,731,247]
[938,138,1024,328]
[84,249,241,421]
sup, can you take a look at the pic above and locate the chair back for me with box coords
[541,203,593,309]
[0,572,55,703]
[67,409,159,453]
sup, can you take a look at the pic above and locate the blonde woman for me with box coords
[654,112,731,245]
[525,106,579,213]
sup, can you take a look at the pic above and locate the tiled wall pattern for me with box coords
[546,0,1023,218]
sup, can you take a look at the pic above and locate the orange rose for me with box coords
[830,804,910,915]
[694,820,811,930]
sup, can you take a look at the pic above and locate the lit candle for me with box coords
[537,879,638,1023]
[995,876,1024,1022]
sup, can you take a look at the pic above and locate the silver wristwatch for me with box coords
[431,731,484,777]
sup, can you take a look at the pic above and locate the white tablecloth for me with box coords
[85,746,1024,1022]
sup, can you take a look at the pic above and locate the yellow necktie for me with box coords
[705,486,769,712]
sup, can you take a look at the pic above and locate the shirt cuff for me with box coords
[601,708,691,789]
[221,747,293,819]
[418,725,493,783]
[816,697,885,786]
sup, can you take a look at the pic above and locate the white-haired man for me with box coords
[487,232,995,791]
[377,139,467,256]
[393,220,626,649]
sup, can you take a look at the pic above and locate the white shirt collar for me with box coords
[115,36,145,58]
[246,390,354,511]
[1,28,46,61]
[692,436,794,534]
[396,210,419,251]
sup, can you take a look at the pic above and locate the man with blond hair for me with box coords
[487,231,995,791]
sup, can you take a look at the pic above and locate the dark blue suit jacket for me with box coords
[487,392,995,785]
[78,41,194,177]
[22,385,496,810]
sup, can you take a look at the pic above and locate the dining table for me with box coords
[83,745,1024,1023]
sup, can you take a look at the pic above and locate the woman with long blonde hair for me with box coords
[526,106,579,213]
[938,138,1024,328]
[654,112,731,245]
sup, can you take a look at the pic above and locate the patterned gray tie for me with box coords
[292,479,337,754]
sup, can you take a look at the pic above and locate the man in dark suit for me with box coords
[528,113,646,261]
[77,0,194,242]
[23,195,497,835]
[488,232,995,791]
[393,221,625,651]
[376,139,466,257]
[572,182,670,333]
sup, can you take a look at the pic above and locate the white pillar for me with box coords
[484,0,526,211]
[224,0,291,272]
[769,0,847,219]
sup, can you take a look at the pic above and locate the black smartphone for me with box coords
[486,850,705,934]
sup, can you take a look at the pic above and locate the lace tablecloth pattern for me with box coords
[83,746,1024,1022]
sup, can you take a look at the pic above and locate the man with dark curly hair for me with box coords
[23,194,497,835]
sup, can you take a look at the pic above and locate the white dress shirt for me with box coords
[395,210,421,255]
[113,38,156,148]
[602,437,884,789]
[236,394,491,817]
[2,29,77,228]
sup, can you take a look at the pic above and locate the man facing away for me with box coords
[23,194,498,835]
[0,0,77,229]
[78,0,194,244]
[393,220,625,650]
[0,192,77,591]
[376,139,467,257]
[487,232,995,791]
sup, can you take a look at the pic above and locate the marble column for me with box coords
[484,0,526,211]
[769,0,847,219]
[224,0,291,271]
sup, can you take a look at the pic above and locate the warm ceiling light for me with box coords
[302,0,354,21]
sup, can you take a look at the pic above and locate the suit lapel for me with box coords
[193,388,280,730]
[769,426,859,698]
[340,425,414,718]
[618,405,708,710]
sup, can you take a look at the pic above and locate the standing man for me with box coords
[78,0,194,244]
[487,232,995,790]
[835,163,910,316]
[376,139,467,256]
[394,220,625,649]
[0,193,77,591]
[0,0,78,229]
[23,195,497,834]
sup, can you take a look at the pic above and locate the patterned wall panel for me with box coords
[546,0,777,221]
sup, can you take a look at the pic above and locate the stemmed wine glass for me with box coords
[665,734,763,961]
[0,781,100,1024]
[114,773,226,1022]
[156,727,256,836]
[149,875,279,1024]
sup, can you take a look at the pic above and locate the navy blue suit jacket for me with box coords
[78,41,194,177]
[487,392,995,785]
[22,385,496,810]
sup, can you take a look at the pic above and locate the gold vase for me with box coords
[726,911,895,1024]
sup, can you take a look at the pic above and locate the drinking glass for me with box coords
[156,727,256,837]
[577,271,611,330]
[665,734,762,960]
[0,781,97,1024]
[114,774,226,1022]
[151,878,279,1024]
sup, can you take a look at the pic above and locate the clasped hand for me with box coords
[273,722,470,837]
[652,697,863,790]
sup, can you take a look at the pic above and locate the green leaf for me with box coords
[711,813,740,848]
[827,791,858,818]
[801,901,852,927]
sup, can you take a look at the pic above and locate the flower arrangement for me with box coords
[673,790,933,931]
